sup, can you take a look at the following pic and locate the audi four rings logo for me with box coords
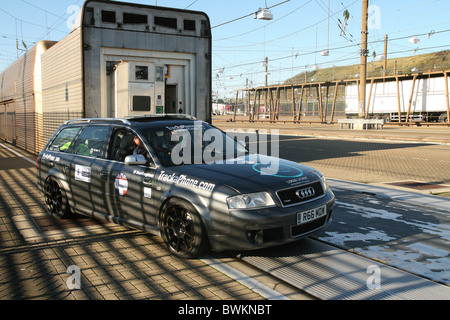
[296,187,316,199]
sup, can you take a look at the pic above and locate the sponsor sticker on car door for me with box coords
[75,165,91,183]
[115,173,128,196]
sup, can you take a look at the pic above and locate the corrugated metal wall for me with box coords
[41,29,83,115]
[0,32,83,155]
[1,2,213,154]
[0,46,39,153]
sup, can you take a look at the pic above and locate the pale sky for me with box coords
[1,0,449,98]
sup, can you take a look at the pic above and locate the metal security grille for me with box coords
[42,112,83,147]
[0,111,83,155]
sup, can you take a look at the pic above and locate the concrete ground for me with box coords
[0,143,266,300]
[0,141,313,301]
[1,119,449,300]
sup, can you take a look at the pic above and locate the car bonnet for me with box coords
[158,154,322,194]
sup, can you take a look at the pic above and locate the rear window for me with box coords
[48,127,82,153]
[73,126,110,158]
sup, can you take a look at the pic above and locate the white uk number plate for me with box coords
[297,206,327,225]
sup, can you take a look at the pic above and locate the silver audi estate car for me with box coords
[37,115,335,258]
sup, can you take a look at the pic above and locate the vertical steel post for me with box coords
[359,0,369,118]
[366,79,374,118]
[317,84,323,123]
[297,85,304,122]
[331,81,339,122]
[233,91,238,122]
[406,74,417,124]
[383,34,388,77]
[396,76,402,124]
[324,85,329,122]
[292,85,296,122]
[445,72,450,124]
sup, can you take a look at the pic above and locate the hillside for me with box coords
[285,50,450,84]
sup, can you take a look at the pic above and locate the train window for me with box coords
[201,20,210,37]
[102,10,116,23]
[84,7,95,26]
[123,12,148,24]
[184,20,196,31]
[154,16,177,29]
[132,96,151,112]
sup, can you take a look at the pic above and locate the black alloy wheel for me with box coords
[44,178,71,219]
[160,199,208,258]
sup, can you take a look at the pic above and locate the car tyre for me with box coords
[160,198,209,258]
[44,178,72,219]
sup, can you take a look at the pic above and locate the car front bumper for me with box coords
[208,189,335,252]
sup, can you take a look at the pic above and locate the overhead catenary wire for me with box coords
[214,0,360,49]
[212,0,291,29]
[215,38,450,93]
[214,0,314,42]
[212,0,450,96]
[215,27,450,75]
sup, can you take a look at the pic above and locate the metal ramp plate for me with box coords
[239,238,450,300]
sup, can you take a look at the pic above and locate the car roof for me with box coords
[63,114,198,127]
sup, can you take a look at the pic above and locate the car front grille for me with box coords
[276,181,325,207]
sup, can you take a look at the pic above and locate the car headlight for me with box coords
[314,171,329,192]
[227,192,276,209]
[322,176,329,191]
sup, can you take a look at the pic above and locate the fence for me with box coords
[231,83,347,123]
[232,70,450,125]
[0,111,83,155]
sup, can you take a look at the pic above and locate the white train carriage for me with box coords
[345,73,449,122]
[0,0,212,154]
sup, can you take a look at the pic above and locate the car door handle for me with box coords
[100,171,108,179]
[62,163,70,173]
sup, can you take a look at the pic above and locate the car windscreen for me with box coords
[139,121,247,167]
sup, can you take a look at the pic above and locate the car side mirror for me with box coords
[124,154,147,166]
